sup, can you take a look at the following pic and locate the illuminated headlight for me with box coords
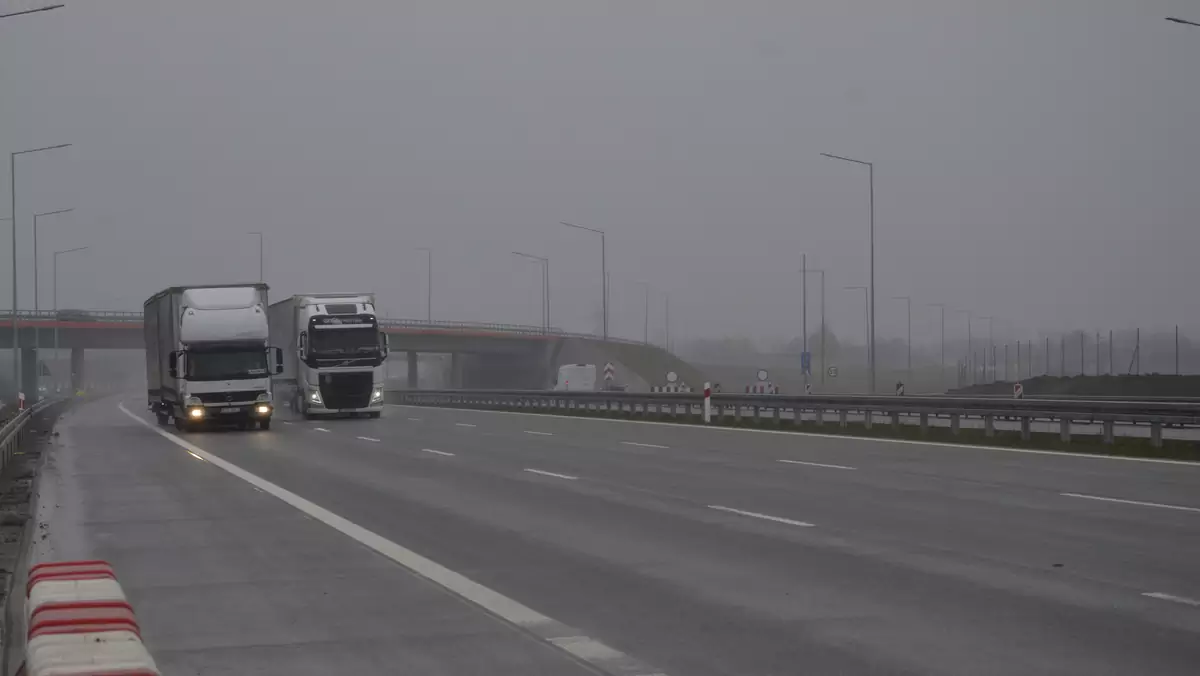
[255,392,272,403]
[370,387,384,403]
[255,405,271,414]
[309,389,323,405]
[185,396,202,407]
[188,408,205,419]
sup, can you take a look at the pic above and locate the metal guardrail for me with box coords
[390,389,1200,448]
[0,398,59,476]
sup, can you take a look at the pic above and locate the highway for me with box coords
[37,395,1200,675]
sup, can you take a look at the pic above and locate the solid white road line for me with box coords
[117,403,666,676]
[708,505,815,528]
[421,448,456,457]
[314,427,331,433]
[1060,492,1200,513]
[621,441,669,449]
[455,423,477,428]
[524,430,553,436]
[357,436,381,442]
[778,459,856,470]
[524,469,578,481]
[1143,592,1200,607]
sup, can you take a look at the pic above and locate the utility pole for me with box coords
[893,296,912,383]
[1176,325,1180,375]
[1109,330,1113,375]
[1080,332,1085,376]
[805,268,827,385]
[642,283,650,345]
[664,295,670,351]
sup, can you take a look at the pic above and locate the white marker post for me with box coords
[703,382,712,424]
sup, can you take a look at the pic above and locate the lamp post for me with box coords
[822,153,876,393]
[802,268,826,385]
[892,296,912,382]
[415,248,432,322]
[637,282,651,345]
[33,208,74,356]
[53,246,87,391]
[11,142,72,397]
[928,303,946,390]
[846,285,869,385]
[248,232,263,282]
[513,252,550,332]
[560,222,607,340]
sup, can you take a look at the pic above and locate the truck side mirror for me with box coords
[298,332,307,360]
[168,351,181,378]
[379,331,389,357]
[273,347,284,374]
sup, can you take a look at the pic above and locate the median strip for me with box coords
[524,469,578,481]
[708,505,814,528]
[1060,493,1200,513]
[778,459,856,470]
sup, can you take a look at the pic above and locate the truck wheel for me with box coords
[173,416,189,433]
[156,412,169,426]
[259,419,271,431]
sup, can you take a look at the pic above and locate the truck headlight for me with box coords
[185,396,202,407]
[256,405,271,415]
[188,407,205,419]
[309,389,323,405]
[370,387,384,403]
[256,392,272,403]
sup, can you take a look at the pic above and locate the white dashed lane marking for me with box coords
[421,448,456,457]
[621,441,669,449]
[524,430,553,436]
[314,427,331,433]
[357,436,381,442]
[456,423,477,428]
[1061,493,1200,513]
[524,469,578,481]
[708,505,815,528]
[778,459,856,470]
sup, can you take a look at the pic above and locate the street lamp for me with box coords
[415,248,432,322]
[512,252,550,332]
[822,152,876,393]
[636,282,651,345]
[802,267,826,385]
[978,316,993,382]
[892,296,911,382]
[11,142,72,397]
[560,222,607,340]
[845,285,869,384]
[53,246,87,391]
[33,208,74,355]
[0,4,64,19]
[927,303,946,391]
[248,232,263,282]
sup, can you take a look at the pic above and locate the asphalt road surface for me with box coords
[36,395,1200,675]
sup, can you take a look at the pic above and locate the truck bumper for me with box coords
[304,402,383,416]
[185,403,274,423]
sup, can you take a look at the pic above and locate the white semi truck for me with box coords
[144,283,283,431]
[267,294,388,419]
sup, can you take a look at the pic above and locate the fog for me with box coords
[2,1,1198,352]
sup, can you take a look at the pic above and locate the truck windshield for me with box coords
[310,327,379,355]
[186,349,268,381]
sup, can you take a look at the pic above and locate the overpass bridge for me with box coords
[0,311,704,394]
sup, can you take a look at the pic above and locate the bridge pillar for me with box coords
[20,348,39,400]
[71,348,85,392]
[450,353,464,389]
[407,352,419,389]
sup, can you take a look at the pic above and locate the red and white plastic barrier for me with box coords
[21,560,159,676]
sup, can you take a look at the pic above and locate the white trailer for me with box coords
[144,283,282,431]
[267,294,388,418]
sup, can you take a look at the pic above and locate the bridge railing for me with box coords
[0,310,647,343]
[389,389,1200,448]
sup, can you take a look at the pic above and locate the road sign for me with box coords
[895,382,905,396]
[1013,382,1024,399]
[800,352,811,374]
[666,371,678,384]
[603,362,615,382]
[756,369,768,382]
[827,365,838,378]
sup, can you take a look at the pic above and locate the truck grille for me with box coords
[194,390,265,404]
[319,372,372,409]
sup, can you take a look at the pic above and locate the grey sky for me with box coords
[2,0,1197,348]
